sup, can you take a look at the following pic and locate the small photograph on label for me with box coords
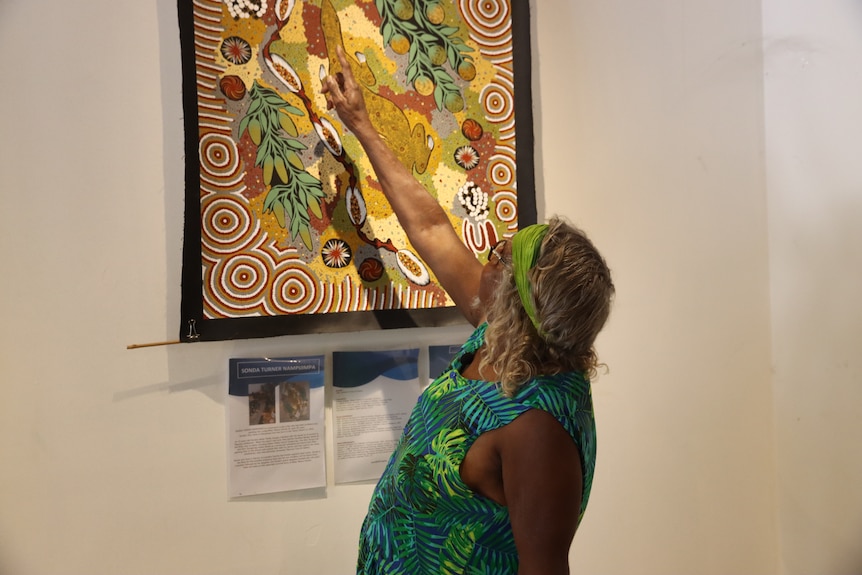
[248,383,277,426]
[279,380,311,423]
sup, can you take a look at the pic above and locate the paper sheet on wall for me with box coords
[332,349,420,484]
[226,356,325,497]
[426,343,463,391]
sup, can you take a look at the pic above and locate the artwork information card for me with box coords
[227,356,326,497]
[332,349,420,484]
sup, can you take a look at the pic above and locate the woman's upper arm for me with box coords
[408,216,485,326]
[499,409,583,575]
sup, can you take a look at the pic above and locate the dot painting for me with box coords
[179,0,534,338]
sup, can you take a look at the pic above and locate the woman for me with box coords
[323,46,614,575]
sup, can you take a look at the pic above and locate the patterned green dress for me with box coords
[356,323,597,574]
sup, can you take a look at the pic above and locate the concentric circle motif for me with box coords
[199,132,242,183]
[270,262,321,314]
[201,195,259,255]
[481,80,515,129]
[487,149,516,188]
[209,253,269,312]
[492,190,518,224]
[459,0,511,44]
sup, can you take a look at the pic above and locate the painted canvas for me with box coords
[178,0,535,341]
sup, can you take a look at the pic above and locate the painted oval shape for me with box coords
[219,75,247,100]
[314,117,343,156]
[265,54,302,93]
[345,186,367,227]
[461,118,483,141]
[395,249,430,286]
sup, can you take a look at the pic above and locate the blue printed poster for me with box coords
[332,349,420,484]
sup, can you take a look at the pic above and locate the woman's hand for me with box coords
[321,46,371,136]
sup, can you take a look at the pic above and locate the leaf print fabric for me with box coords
[357,323,597,574]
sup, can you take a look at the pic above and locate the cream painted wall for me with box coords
[535,1,776,573]
[763,1,862,574]
[0,0,783,574]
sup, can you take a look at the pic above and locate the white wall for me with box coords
[763,1,862,574]
[536,1,777,573]
[0,0,792,573]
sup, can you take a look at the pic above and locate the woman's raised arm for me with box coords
[322,46,485,326]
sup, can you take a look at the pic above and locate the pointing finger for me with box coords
[335,45,358,92]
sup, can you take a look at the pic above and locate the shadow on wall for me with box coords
[112,373,221,402]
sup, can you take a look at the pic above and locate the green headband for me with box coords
[511,223,549,336]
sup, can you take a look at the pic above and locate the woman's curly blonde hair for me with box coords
[481,217,614,397]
